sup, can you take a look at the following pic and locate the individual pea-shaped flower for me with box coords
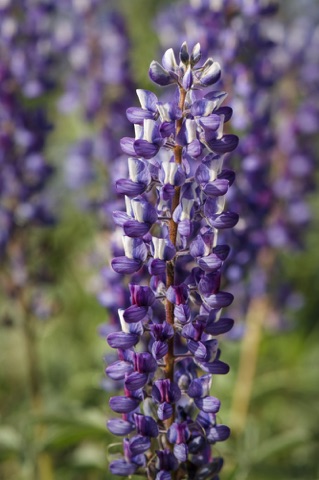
[150,321,174,360]
[149,236,176,275]
[111,236,148,274]
[152,379,182,420]
[116,157,152,197]
[167,421,191,462]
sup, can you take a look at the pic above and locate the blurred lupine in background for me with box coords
[105,42,239,479]
[0,1,61,477]
[56,0,136,221]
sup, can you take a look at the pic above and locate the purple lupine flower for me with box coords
[104,42,238,478]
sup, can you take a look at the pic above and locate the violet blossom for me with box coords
[105,43,238,479]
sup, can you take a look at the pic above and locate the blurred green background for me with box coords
[1,1,319,479]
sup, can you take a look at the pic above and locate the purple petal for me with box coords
[120,137,137,156]
[134,413,159,438]
[116,179,147,197]
[207,425,231,443]
[107,332,139,349]
[194,396,221,413]
[129,435,151,455]
[157,402,173,420]
[188,375,212,398]
[198,253,222,273]
[167,422,190,445]
[134,139,160,159]
[109,459,137,476]
[111,256,142,274]
[149,61,175,86]
[107,418,135,436]
[155,471,171,480]
[209,212,239,229]
[174,443,188,462]
[124,220,151,238]
[136,89,158,111]
[189,235,208,258]
[198,114,221,131]
[125,372,149,391]
[148,259,166,275]
[106,361,133,380]
[152,340,168,360]
[130,284,155,306]
[191,99,214,117]
[213,244,230,261]
[186,139,202,157]
[162,48,177,71]
[109,396,140,413]
[156,449,178,471]
[174,304,191,324]
[204,291,234,308]
[203,179,229,197]
[132,352,157,374]
[200,360,230,375]
[112,210,130,227]
[205,318,234,335]
[150,322,174,341]
[199,60,221,86]
[187,340,207,359]
[204,91,228,109]
[182,67,193,90]
[218,168,236,186]
[160,121,175,137]
[215,106,233,122]
[123,237,148,261]
[166,284,189,305]
[126,107,154,124]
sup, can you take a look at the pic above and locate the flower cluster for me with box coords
[105,43,238,479]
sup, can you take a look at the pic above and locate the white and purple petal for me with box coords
[194,395,220,413]
[149,60,175,86]
[207,425,231,443]
[120,137,137,156]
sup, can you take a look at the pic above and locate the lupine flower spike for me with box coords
[106,43,239,480]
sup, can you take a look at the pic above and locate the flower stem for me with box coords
[164,87,187,432]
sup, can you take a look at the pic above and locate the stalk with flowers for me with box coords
[105,42,239,479]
